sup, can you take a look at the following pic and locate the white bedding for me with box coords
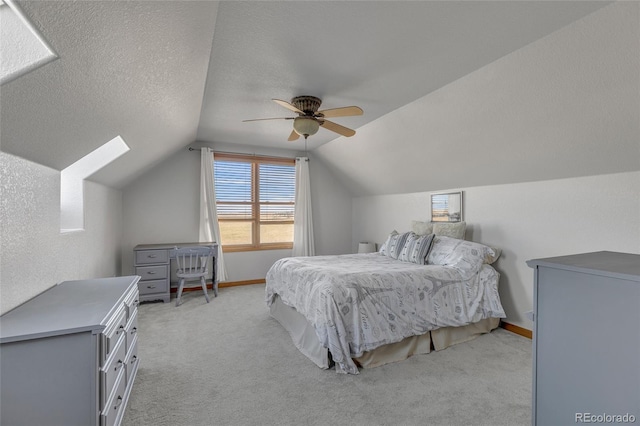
[265,252,506,374]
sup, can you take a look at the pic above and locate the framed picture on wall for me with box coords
[431,191,463,222]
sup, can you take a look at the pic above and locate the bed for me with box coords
[265,234,506,374]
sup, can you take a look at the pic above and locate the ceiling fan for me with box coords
[243,96,363,141]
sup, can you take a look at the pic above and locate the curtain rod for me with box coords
[187,147,308,161]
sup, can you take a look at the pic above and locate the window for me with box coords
[60,135,129,233]
[213,153,295,252]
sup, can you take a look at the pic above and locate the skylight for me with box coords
[60,136,130,232]
[0,0,58,85]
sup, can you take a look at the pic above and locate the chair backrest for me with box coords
[174,246,214,275]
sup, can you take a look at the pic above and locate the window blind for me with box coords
[213,154,295,250]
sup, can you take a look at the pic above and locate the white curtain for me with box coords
[292,157,315,257]
[199,147,228,282]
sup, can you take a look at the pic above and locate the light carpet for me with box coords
[122,284,532,426]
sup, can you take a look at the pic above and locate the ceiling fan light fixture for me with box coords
[293,117,319,138]
[244,96,361,141]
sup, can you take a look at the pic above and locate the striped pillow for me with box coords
[399,232,435,264]
[379,231,410,260]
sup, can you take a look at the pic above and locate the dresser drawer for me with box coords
[125,334,139,386]
[125,310,138,353]
[138,279,169,295]
[135,249,168,265]
[136,265,168,281]
[124,287,139,320]
[100,368,126,426]
[101,308,127,365]
[100,333,126,408]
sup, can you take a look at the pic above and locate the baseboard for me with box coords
[499,321,532,339]
[169,278,265,293]
[219,278,265,288]
[170,284,212,293]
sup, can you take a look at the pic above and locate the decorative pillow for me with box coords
[411,220,433,236]
[432,221,466,239]
[426,235,497,274]
[379,231,394,255]
[399,232,435,264]
[379,231,410,260]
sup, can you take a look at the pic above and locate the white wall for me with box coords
[353,171,640,330]
[0,152,123,314]
[121,143,352,282]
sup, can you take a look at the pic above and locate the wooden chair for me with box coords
[174,246,215,306]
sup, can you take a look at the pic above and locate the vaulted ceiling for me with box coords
[1,0,627,191]
[196,1,610,151]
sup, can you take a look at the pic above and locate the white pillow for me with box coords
[432,221,466,239]
[426,235,497,273]
[399,233,435,265]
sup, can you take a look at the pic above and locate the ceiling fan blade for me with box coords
[273,99,303,114]
[288,129,300,141]
[317,106,363,118]
[242,117,294,122]
[320,120,356,137]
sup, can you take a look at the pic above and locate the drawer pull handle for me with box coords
[147,271,156,275]
[116,325,125,335]
[114,396,123,410]
[131,355,138,364]
[131,327,138,334]
[146,285,156,289]
[148,254,157,258]
[114,360,123,372]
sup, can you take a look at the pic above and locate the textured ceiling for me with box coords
[0,1,613,189]
[197,1,610,151]
[1,0,218,188]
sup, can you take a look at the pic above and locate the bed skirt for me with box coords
[270,295,500,370]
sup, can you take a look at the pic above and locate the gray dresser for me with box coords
[134,244,172,303]
[527,251,640,426]
[0,276,140,426]
[134,242,217,303]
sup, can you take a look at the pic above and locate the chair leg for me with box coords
[213,281,219,297]
[201,276,210,303]
[176,278,185,307]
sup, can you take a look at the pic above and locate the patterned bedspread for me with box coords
[265,253,506,374]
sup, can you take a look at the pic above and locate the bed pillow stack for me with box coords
[381,222,499,267]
